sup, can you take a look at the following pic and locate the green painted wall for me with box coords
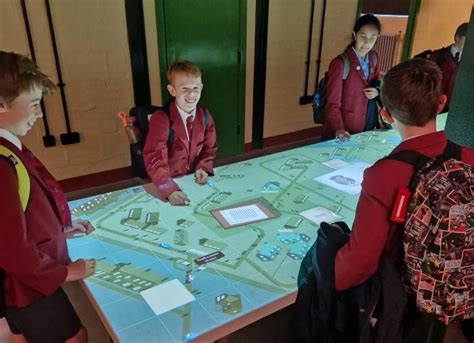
[445,8,474,148]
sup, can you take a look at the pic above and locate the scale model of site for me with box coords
[68,115,446,342]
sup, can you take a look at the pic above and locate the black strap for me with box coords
[385,150,431,170]
[130,103,210,146]
[441,140,461,160]
[385,140,462,191]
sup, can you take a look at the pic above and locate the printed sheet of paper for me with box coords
[299,206,341,225]
[140,279,195,316]
[219,204,269,226]
[314,162,370,195]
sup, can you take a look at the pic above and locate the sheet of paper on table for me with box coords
[299,206,341,225]
[219,204,269,226]
[314,162,370,195]
[140,279,195,316]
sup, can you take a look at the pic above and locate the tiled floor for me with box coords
[0,281,292,343]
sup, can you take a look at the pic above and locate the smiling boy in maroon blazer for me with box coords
[143,61,217,205]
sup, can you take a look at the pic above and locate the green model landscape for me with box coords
[68,116,446,342]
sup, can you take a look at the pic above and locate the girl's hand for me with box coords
[363,87,378,99]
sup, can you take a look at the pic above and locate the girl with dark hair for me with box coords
[323,14,382,140]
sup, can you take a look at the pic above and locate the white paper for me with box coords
[322,159,351,170]
[314,162,370,195]
[140,279,195,316]
[299,206,341,225]
[219,204,269,225]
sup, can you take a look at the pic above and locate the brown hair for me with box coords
[167,60,202,84]
[455,22,468,39]
[0,51,55,105]
[381,58,442,126]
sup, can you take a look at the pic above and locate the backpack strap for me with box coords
[159,105,175,146]
[385,140,462,190]
[340,53,350,80]
[203,108,209,128]
[0,146,30,211]
[385,150,431,169]
[384,150,432,190]
[441,140,461,160]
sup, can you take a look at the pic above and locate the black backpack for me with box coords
[313,53,350,124]
[129,104,210,178]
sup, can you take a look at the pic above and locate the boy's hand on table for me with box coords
[335,130,351,141]
[64,220,95,239]
[65,259,96,282]
[194,169,208,185]
[168,191,190,206]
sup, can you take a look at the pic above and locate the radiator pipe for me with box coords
[299,0,316,105]
[20,0,56,147]
[44,0,80,145]
[314,0,328,91]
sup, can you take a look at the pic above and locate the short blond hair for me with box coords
[0,51,55,105]
[167,60,202,84]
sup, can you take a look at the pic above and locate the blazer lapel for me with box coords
[169,101,190,152]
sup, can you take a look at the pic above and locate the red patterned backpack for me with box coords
[388,141,473,324]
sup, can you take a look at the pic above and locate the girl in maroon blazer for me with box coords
[324,14,382,140]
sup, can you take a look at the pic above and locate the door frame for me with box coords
[155,0,247,154]
[401,0,422,60]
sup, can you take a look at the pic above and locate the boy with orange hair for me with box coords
[0,51,95,342]
[143,61,217,205]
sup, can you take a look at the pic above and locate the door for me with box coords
[156,0,246,157]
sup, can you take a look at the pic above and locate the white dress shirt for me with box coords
[0,128,22,150]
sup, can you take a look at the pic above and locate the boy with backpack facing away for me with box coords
[0,52,96,343]
[143,61,217,206]
[416,23,468,112]
[334,58,474,341]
